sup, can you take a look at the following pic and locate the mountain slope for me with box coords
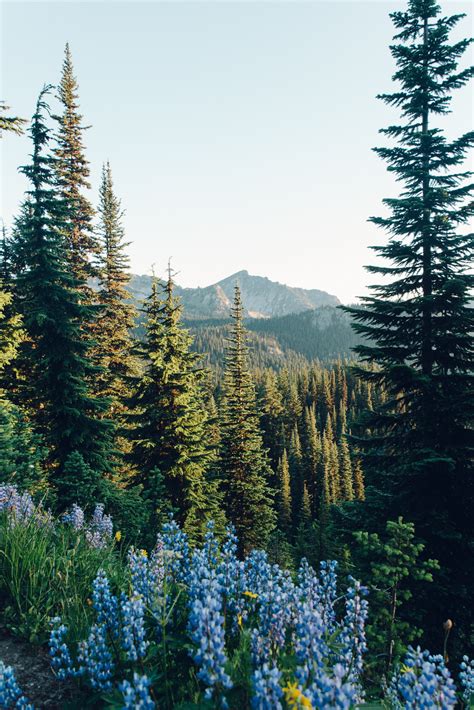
[126,270,339,320]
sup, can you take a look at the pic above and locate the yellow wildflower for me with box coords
[283,682,313,709]
[140,549,148,558]
[237,614,243,629]
[114,531,122,542]
[243,590,258,599]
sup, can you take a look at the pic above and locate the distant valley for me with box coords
[125,271,360,365]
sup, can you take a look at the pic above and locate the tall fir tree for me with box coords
[127,270,223,541]
[93,162,138,410]
[13,86,114,506]
[345,0,473,651]
[276,449,292,535]
[219,285,275,554]
[54,44,97,291]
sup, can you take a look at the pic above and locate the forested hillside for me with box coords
[0,1,473,708]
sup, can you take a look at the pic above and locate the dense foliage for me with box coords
[0,0,472,706]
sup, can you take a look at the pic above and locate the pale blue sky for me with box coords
[1,0,472,302]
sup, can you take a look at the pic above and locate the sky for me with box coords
[1,0,472,303]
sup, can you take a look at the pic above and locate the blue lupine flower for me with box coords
[187,547,233,701]
[459,656,474,705]
[251,662,283,710]
[77,623,114,691]
[338,577,368,697]
[0,661,33,710]
[92,569,119,636]
[119,673,155,709]
[318,560,338,633]
[49,617,79,680]
[161,517,190,582]
[0,485,35,525]
[85,504,113,548]
[388,647,457,709]
[62,503,84,531]
[121,593,149,661]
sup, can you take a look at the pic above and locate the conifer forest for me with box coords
[0,0,473,707]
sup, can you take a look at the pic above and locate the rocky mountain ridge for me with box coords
[127,270,340,320]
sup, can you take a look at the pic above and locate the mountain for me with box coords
[187,306,360,368]
[126,270,339,320]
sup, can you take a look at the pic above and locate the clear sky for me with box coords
[1,0,472,303]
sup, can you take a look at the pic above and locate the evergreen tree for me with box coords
[54,44,97,289]
[302,405,321,506]
[0,101,26,135]
[93,162,138,409]
[219,285,275,554]
[288,423,304,525]
[0,288,22,373]
[345,0,473,651]
[14,87,114,505]
[276,449,292,534]
[353,457,365,501]
[127,270,223,541]
[338,437,354,502]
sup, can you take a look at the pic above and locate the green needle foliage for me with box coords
[127,270,224,542]
[13,86,114,506]
[354,517,439,681]
[93,162,138,410]
[0,101,26,136]
[219,285,275,554]
[54,44,98,291]
[344,0,473,650]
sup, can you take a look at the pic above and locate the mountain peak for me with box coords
[126,271,339,320]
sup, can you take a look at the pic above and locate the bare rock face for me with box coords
[126,270,339,320]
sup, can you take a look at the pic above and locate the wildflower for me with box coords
[283,682,313,709]
[238,614,243,629]
[459,656,474,705]
[77,623,114,691]
[92,569,119,635]
[84,504,113,549]
[187,547,233,701]
[252,662,283,709]
[140,549,148,558]
[0,661,33,710]
[244,591,258,599]
[0,485,35,525]
[161,517,190,582]
[115,530,122,542]
[49,617,79,680]
[62,503,84,531]
[121,593,149,661]
[119,673,155,709]
[387,647,457,709]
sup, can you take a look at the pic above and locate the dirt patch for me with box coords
[0,629,76,708]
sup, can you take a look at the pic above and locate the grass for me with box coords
[0,511,125,643]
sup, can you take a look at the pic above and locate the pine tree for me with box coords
[353,457,365,501]
[0,101,26,135]
[277,449,292,534]
[288,423,304,525]
[54,44,97,290]
[338,437,354,502]
[0,288,22,373]
[93,162,138,409]
[219,285,275,554]
[344,0,473,650]
[127,270,223,541]
[14,86,114,506]
[302,405,321,506]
